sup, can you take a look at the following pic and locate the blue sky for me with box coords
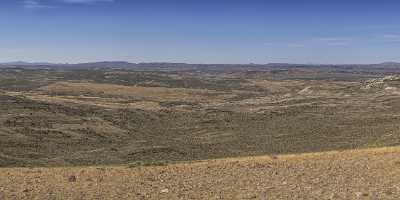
[1,0,400,64]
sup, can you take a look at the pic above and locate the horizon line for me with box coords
[1,60,400,66]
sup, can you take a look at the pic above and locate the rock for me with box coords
[385,87,397,91]
[298,86,313,95]
[382,75,400,81]
[355,192,362,198]
[355,192,368,198]
[160,189,169,193]
[363,75,400,90]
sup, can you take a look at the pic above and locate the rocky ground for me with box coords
[1,146,400,200]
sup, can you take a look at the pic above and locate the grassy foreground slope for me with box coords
[1,146,400,200]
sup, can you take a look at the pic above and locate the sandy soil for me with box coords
[1,147,400,199]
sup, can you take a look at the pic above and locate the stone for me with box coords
[161,189,169,193]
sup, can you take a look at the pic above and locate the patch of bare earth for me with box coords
[7,82,235,111]
[37,82,231,103]
[1,147,400,199]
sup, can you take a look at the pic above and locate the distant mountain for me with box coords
[0,61,399,72]
[0,61,57,66]
[378,62,400,66]
[0,61,137,69]
[66,61,135,69]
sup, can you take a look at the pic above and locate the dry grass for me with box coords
[27,94,163,111]
[245,79,304,94]
[2,69,400,199]
[38,82,232,103]
[1,146,400,199]
[17,81,236,111]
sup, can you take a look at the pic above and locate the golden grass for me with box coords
[1,146,400,199]
[246,79,304,94]
[13,81,237,111]
[38,82,231,103]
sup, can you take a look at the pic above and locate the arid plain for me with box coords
[1,63,400,199]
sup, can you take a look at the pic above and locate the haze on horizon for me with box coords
[1,0,400,64]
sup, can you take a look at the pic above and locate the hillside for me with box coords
[1,146,400,199]
[1,67,400,167]
[1,66,400,199]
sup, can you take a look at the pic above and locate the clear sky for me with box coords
[1,0,400,64]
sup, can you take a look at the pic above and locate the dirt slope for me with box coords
[1,147,400,200]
